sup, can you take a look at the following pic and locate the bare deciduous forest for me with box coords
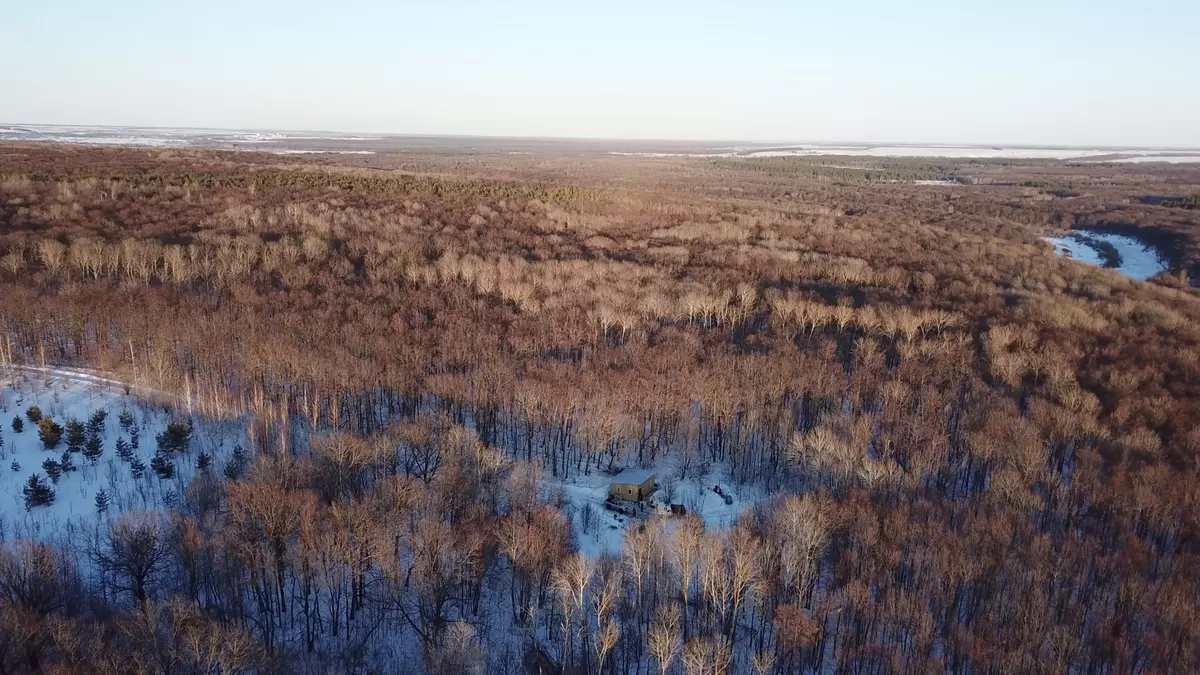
[1,143,1200,674]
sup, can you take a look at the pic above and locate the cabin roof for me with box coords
[610,468,656,486]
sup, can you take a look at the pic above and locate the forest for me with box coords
[0,143,1199,674]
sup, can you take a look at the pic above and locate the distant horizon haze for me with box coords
[3,121,1200,151]
[3,1,1198,147]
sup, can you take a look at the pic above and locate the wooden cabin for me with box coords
[608,469,657,502]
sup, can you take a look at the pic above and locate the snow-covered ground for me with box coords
[1046,231,1168,281]
[273,149,376,155]
[0,124,379,149]
[612,144,1200,161]
[1110,155,1200,164]
[0,367,244,548]
[550,458,764,557]
[6,125,1197,162]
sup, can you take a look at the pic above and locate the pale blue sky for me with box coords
[3,0,1197,145]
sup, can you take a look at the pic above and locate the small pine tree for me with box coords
[118,408,135,432]
[66,420,86,452]
[130,456,146,480]
[42,458,62,483]
[196,451,212,471]
[87,409,108,436]
[38,417,63,450]
[10,460,20,472]
[116,437,133,462]
[130,431,140,451]
[59,450,75,474]
[83,433,103,464]
[26,406,42,423]
[23,474,54,509]
[150,451,175,480]
[156,419,192,455]
[94,488,110,514]
[11,416,23,433]
[224,444,248,480]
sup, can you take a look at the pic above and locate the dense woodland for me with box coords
[1,144,1200,673]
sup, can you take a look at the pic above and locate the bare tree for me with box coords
[89,510,169,606]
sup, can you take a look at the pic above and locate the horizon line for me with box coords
[2,121,1199,152]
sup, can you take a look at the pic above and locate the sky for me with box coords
[2,0,1198,146]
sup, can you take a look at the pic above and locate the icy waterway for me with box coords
[1046,231,1167,281]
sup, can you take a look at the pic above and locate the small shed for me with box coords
[608,469,657,502]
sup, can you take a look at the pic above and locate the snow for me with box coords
[273,149,376,155]
[0,124,380,149]
[1046,231,1168,281]
[610,468,655,485]
[741,145,1179,160]
[0,367,243,548]
[610,144,1200,161]
[556,474,630,557]
[1109,155,1200,164]
[550,459,765,558]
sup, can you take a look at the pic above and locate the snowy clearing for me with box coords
[1046,231,1168,281]
[0,367,244,549]
[549,457,765,557]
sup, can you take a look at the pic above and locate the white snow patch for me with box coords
[0,368,243,549]
[1109,155,1200,164]
[0,125,381,149]
[273,150,376,155]
[1046,231,1168,281]
[550,458,764,557]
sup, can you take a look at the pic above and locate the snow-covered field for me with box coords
[1046,231,1168,281]
[1110,154,1200,164]
[273,149,376,155]
[611,144,1200,161]
[0,124,379,149]
[0,367,244,548]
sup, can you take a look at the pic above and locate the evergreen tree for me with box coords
[130,431,140,451]
[94,488,110,514]
[38,417,63,449]
[59,450,75,474]
[25,405,42,423]
[196,451,212,472]
[83,432,103,464]
[224,444,248,480]
[10,460,20,472]
[22,474,54,509]
[156,419,192,455]
[116,437,133,462]
[66,420,86,452]
[118,408,135,432]
[129,456,147,480]
[11,416,23,433]
[150,451,175,480]
[87,409,108,436]
[42,458,62,483]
